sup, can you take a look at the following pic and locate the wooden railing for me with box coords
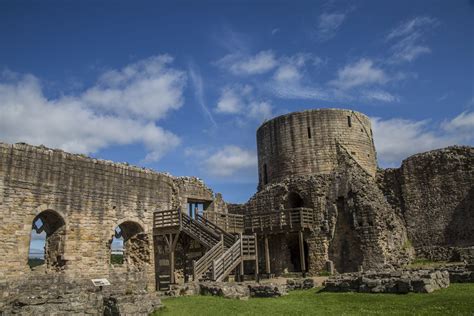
[193,238,224,281]
[180,211,220,248]
[240,234,257,260]
[154,209,258,283]
[213,239,242,282]
[196,214,236,248]
[153,209,221,248]
[201,211,244,234]
[245,208,315,233]
[153,209,181,230]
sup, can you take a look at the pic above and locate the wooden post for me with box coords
[298,230,306,273]
[170,248,175,284]
[239,233,244,282]
[166,232,180,284]
[264,234,271,275]
[254,233,259,281]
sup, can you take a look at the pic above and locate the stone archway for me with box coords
[287,192,305,208]
[110,221,150,271]
[29,209,66,271]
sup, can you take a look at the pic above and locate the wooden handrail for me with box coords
[193,239,224,281]
[245,207,314,232]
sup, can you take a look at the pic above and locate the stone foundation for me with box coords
[323,270,450,294]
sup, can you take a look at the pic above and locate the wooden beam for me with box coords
[254,233,259,281]
[264,234,271,274]
[298,231,306,273]
[239,233,244,282]
[168,232,180,284]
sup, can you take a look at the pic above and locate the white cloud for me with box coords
[266,53,328,100]
[316,12,346,41]
[188,63,216,127]
[372,111,474,166]
[330,58,388,90]
[216,85,251,114]
[248,101,273,121]
[216,50,278,76]
[386,16,437,63]
[274,64,302,82]
[82,55,186,120]
[203,146,257,177]
[442,111,474,136]
[215,85,273,122]
[0,55,185,162]
[362,90,399,102]
[387,16,436,40]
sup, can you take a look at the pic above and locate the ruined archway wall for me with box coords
[231,146,411,275]
[0,142,211,287]
[233,175,333,274]
[327,147,412,272]
[256,109,377,189]
[377,146,474,261]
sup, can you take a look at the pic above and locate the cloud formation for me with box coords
[316,12,346,41]
[215,84,273,122]
[386,16,437,63]
[188,63,217,127]
[215,50,278,76]
[202,146,257,177]
[372,110,474,166]
[0,55,185,162]
[330,58,389,90]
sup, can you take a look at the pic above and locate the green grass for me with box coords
[111,254,124,265]
[407,259,453,269]
[28,258,44,268]
[153,284,474,316]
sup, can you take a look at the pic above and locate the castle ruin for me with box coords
[0,108,472,314]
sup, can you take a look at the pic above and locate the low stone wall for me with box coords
[103,293,162,316]
[415,246,474,262]
[286,278,315,290]
[0,275,161,315]
[165,280,317,300]
[199,282,250,300]
[249,284,287,298]
[323,270,450,294]
[443,263,474,283]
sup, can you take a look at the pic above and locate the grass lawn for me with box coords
[153,283,474,316]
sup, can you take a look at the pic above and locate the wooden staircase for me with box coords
[154,208,257,289]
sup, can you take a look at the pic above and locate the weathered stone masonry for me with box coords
[0,107,473,313]
[0,142,224,294]
[377,146,474,261]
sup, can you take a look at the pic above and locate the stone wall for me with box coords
[237,145,411,275]
[256,109,377,189]
[378,146,474,260]
[0,142,223,298]
[323,269,450,294]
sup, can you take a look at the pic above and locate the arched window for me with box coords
[28,210,66,271]
[110,221,150,270]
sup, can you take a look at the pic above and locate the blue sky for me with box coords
[1,0,473,210]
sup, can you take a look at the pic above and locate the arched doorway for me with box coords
[287,192,304,208]
[28,210,66,271]
[110,221,150,270]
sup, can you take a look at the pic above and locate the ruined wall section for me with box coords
[331,147,412,271]
[256,109,377,189]
[378,146,474,260]
[236,146,410,274]
[0,143,219,288]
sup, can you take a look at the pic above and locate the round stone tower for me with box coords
[256,108,377,189]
